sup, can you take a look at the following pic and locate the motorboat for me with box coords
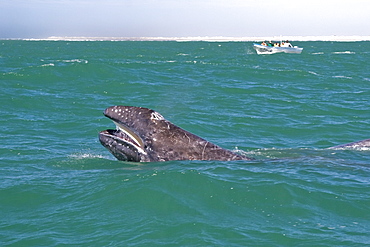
[253,42,303,55]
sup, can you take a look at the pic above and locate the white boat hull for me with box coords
[253,44,303,54]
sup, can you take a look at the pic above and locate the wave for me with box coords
[68,153,109,160]
[332,75,353,79]
[311,52,324,55]
[62,59,88,64]
[332,51,355,54]
[41,63,55,67]
[38,58,88,67]
[308,71,320,76]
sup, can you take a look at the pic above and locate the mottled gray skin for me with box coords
[99,106,250,162]
[328,139,370,149]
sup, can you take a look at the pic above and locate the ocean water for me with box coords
[1,40,369,246]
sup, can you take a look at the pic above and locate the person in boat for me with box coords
[261,41,267,46]
[274,42,280,47]
[267,41,273,47]
[281,40,293,47]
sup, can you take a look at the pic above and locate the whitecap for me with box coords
[68,153,107,160]
[308,71,320,76]
[62,59,88,64]
[41,63,55,67]
[332,75,352,79]
[3,71,24,76]
[332,51,355,54]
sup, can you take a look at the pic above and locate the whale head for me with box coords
[99,106,249,162]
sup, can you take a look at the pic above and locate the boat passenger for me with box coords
[274,43,280,47]
[261,41,267,46]
[267,41,273,47]
[281,40,293,47]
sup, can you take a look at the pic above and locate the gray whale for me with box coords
[328,139,370,150]
[99,106,250,162]
[99,105,369,162]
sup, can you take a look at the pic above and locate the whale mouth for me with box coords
[101,121,146,155]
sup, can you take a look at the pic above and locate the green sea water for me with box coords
[1,40,370,246]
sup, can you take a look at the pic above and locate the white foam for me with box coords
[62,59,88,64]
[332,75,353,79]
[332,51,355,54]
[68,153,107,160]
[308,71,320,76]
[41,63,55,67]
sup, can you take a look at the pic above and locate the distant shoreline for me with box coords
[4,35,370,42]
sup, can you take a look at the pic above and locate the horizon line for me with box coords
[3,35,370,42]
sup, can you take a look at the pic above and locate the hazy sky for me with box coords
[1,0,369,38]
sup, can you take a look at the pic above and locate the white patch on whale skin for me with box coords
[150,112,164,121]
